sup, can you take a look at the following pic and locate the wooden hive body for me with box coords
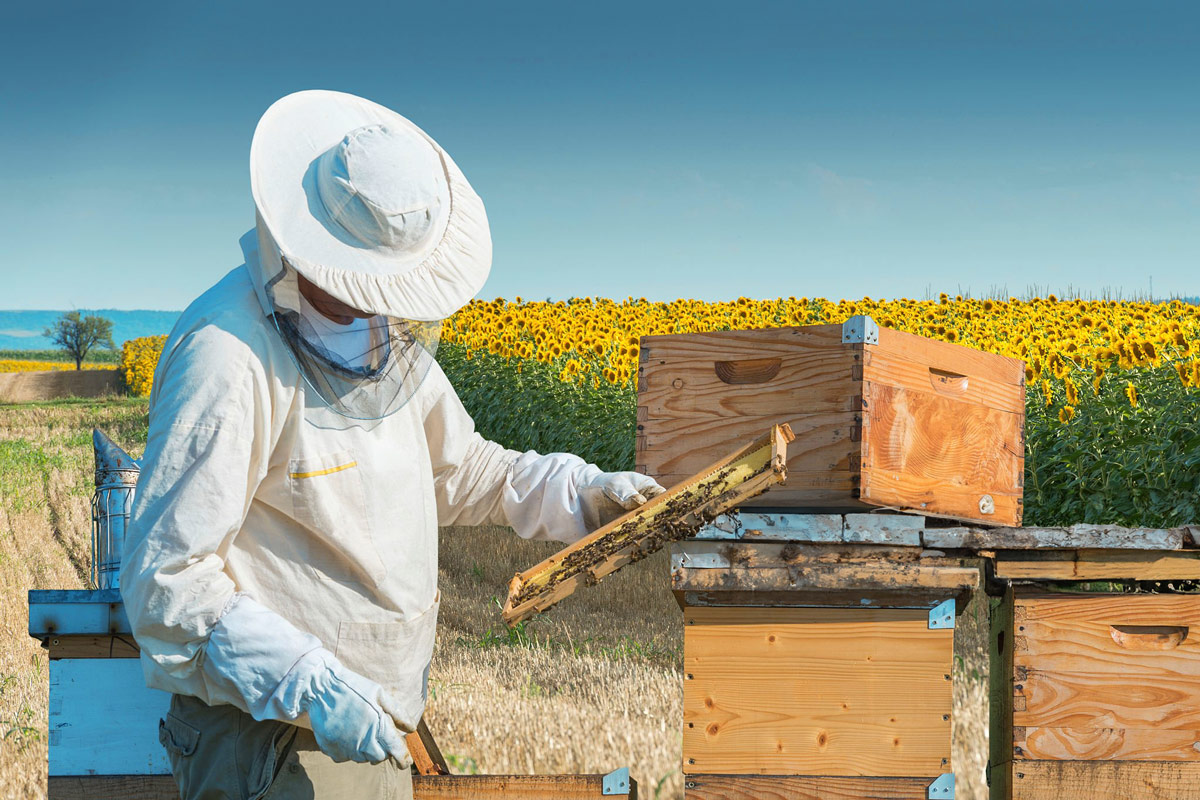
[991,584,1200,800]
[636,317,1026,526]
[672,514,973,799]
[683,605,954,778]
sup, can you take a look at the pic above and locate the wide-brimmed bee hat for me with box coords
[242,90,490,419]
[248,89,491,323]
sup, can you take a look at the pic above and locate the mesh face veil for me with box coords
[243,93,495,417]
[264,258,440,420]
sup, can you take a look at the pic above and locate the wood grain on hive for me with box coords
[682,605,953,777]
[987,584,1200,799]
[636,319,1025,526]
[1013,593,1200,762]
[671,523,969,799]
[682,774,935,799]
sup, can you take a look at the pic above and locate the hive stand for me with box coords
[673,512,975,800]
[27,590,637,799]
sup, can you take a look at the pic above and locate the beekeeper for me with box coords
[119,89,665,800]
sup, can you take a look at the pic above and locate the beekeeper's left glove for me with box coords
[202,594,410,764]
[579,470,667,531]
[284,648,410,763]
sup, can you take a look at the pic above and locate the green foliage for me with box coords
[653,770,680,800]
[438,343,635,472]
[444,754,480,775]
[0,674,42,749]
[0,348,120,364]
[1025,364,1200,527]
[451,598,681,666]
[42,311,116,369]
[441,346,1200,527]
[0,439,66,512]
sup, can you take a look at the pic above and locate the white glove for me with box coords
[288,649,410,764]
[201,595,409,764]
[579,471,667,531]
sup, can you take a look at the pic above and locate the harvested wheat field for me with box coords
[0,369,125,404]
[0,399,988,800]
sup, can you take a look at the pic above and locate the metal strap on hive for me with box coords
[601,766,631,795]
[927,772,955,798]
[841,314,879,344]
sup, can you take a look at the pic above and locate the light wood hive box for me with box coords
[636,316,1026,526]
[671,519,973,800]
[991,587,1200,800]
[682,605,955,798]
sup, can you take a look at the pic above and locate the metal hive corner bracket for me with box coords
[927,772,955,798]
[841,314,879,344]
[602,766,631,795]
[928,598,955,629]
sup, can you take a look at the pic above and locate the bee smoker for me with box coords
[91,429,140,590]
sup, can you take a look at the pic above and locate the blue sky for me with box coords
[0,1,1196,310]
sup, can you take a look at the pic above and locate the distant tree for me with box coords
[43,311,115,370]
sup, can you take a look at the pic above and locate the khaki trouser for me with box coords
[159,694,414,800]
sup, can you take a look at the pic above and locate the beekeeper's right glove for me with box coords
[579,469,667,531]
[201,594,409,764]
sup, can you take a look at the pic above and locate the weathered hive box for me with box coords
[28,589,176,797]
[637,316,1026,526]
[904,521,1200,799]
[674,512,976,799]
[991,586,1200,800]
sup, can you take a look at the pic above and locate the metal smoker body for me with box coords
[91,429,139,590]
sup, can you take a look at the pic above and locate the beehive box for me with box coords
[673,516,977,799]
[991,587,1200,800]
[683,606,954,775]
[637,316,1026,526]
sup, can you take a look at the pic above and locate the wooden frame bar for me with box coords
[47,774,638,799]
[683,773,933,799]
[926,525,1194,551]
[48,776,178,800]
[991,549,1200,581]
[502,424,793,625]
[45,634,140,659]
[690,514,1199,554]
[413,773,637,798]
[670,540,979,609]
[406,719,450,776]
[1007,761,1200,799]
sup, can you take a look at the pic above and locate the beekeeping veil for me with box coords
[243,90,492,419]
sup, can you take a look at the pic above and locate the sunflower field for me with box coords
[123,294,1200,527]
[0,360,113,373]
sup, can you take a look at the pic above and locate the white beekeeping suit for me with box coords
[120,90,663,769]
